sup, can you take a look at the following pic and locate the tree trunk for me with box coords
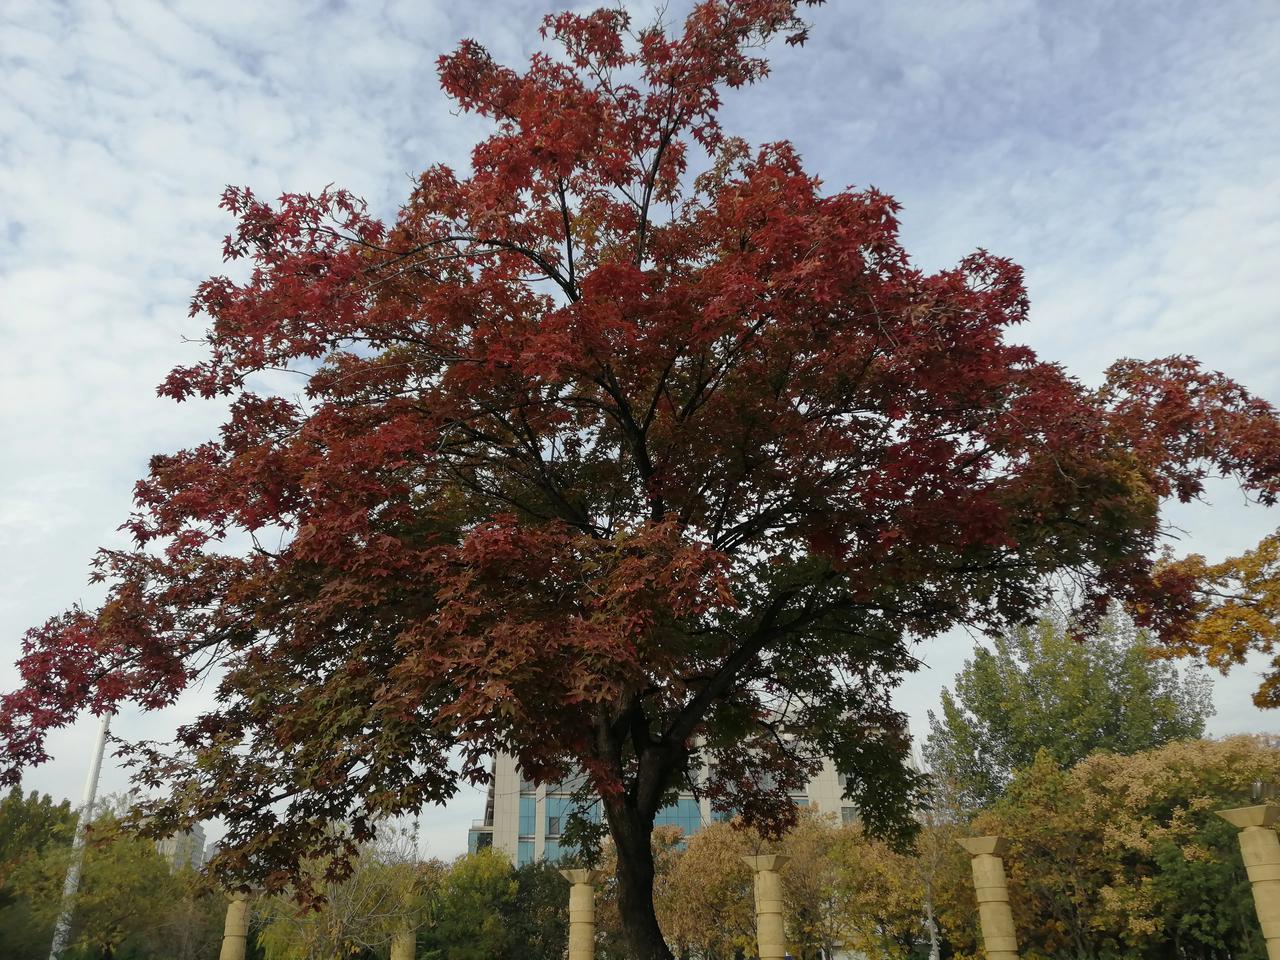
[922,882,941,960]
[606,797,673,960]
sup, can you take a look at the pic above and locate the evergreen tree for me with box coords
[925,611,1213,810]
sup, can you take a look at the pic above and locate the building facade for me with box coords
[156,823,207,871]
[468,753,854,866]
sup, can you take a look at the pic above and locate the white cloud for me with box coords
[2,0,1277,858]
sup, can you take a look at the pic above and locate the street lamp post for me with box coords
[48,712,111,960]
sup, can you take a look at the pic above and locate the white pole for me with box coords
[48,711,111,960]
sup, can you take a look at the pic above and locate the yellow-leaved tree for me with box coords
[1156,533,1280,706]
[961,735,1280,960]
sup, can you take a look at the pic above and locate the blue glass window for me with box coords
[543,839,562,862]
[654,797,702,836]
[519,796,536,837]
[546,796,573,836]
[545,795,600,834]
[517,840,534,866]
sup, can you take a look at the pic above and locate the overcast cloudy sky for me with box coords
[2,0,1278,859]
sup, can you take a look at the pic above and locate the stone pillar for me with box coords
[218,891,251,960]
[559,868,605,960]
[956,837,1019,960]
[742,854,790,960]
[1218,804,1280,960]
[389,925,416,960]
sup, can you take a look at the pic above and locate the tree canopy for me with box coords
[257,825,431,960]
[2,795,225,960]
[2,1,1279,957]
[925,611,1214,810]
[1155,531,1280,706]
[963,736,1280,960]
[0,786,74,897]
[0,787,75,959]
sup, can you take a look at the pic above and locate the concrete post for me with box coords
[742,854,790,960]
[1218,804,1280,960]
[956,837,1018,960]
[389,926,416,960]
[559,868,605,960]
[217,891,251,960]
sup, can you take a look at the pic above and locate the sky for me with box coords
[1,0,1278,860]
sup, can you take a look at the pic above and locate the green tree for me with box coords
[0,787,75,960]
[506,860,569,960]
[926,611,1213,810]
[0,786,75,888]
[420,848,517,960]
[1150,814,1264,960]
[0,789,223,960]
[10,796,181,960]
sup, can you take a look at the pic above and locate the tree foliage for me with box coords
[1155,531,1280,706]
[649,823,754,960]
[414,848,568,960]
[506,860,571,960]
[4,795,223,960]
[926,611,1214,810]
[257,825,434,960]
[964,736,1280,960]
[0,786,74,899]
[0,787,75,960]
[1,758,1274,960]
[2,1,1279,957]
[257,844,568,960]
[623,812,929,960]
[421,848,517,960]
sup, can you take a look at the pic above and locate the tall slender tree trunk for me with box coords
[922,880,942,960]
[605,797,673,960]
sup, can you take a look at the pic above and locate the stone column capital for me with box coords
[957,835,1010,857]
[742,854,790,872]
[559,868,607,886]
[1218,805,1280,830]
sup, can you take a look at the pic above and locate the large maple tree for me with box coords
[4,3,1279,958]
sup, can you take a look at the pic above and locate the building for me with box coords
[468,752,854,866]
[155,823,207,871]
